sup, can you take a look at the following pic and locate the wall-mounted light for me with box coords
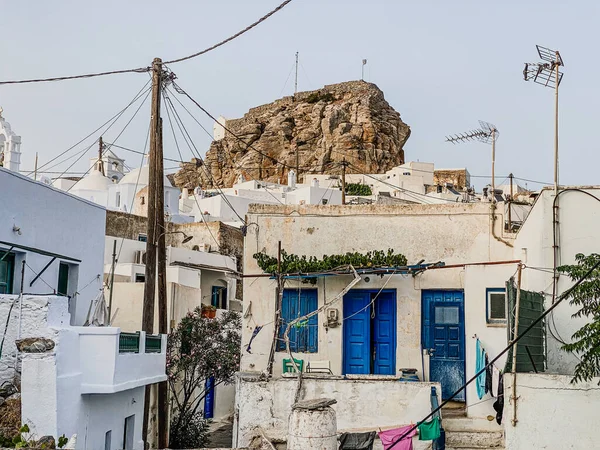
[12,225,22,235]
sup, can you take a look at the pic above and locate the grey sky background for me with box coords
[1,0,598,190]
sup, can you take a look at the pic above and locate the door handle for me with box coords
[427,348,436,357]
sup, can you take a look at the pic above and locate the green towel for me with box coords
[418,416,441,441]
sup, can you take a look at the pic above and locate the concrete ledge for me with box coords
[81,374,167,394]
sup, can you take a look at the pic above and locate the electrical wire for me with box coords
[26,79,152,176]
[161,92,222,250]
[103,142,182,164]
[65,88,152,190]
[0,0,293,85]
[162,88,246,223]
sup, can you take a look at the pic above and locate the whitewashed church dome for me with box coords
[71,169,113,192]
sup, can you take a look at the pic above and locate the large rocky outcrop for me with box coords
[173,81,411,189]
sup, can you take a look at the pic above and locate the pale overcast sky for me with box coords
[1,0,598,190]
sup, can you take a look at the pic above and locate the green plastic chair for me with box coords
[283,358,304,373]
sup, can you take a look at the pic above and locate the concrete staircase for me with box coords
[443,416,504,450]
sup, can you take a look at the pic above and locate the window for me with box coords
[104,431,111,450]
[140,196,145,205]
[137,234,147,242]
[135,274,145,283]
[0,252,15,294]
[211,286,227,310]
[277,289,318,353]
[487,288,506,324]
[57,263,69,296]
[123,415,135,450]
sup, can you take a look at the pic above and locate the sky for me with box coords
[1,0,599,191]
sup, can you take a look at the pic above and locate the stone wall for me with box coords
[433,169,470,189]
[0,295,70,385]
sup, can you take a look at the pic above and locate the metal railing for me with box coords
[119,332,140,353]
[145,334,162,353]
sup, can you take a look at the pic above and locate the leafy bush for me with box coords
[169,411,210,449]
[557,253,600,383]
[253,249,408,274]
[345,183,372,196]
[167,309,241,448]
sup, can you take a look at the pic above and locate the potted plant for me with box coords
[201,304,217,319]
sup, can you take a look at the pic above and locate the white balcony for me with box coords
[74,327,167,394]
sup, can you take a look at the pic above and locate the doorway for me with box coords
[422,290,466,401]
[343,290,396,375]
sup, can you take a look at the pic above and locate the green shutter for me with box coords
[505,278,546,373]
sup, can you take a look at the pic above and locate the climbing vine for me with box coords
[253,249,407,274]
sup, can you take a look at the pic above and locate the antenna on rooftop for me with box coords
[446,121,499,202]
[294,52,299,94]
[523,45,564,194]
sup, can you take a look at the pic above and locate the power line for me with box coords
[163,0,294,65]
[65,88,152,189]
[0,0,293,86]
[162,89,246,223]
[104,142,182,164]
[26,79,152,176]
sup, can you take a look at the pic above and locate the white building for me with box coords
[0,294,167,450]
[236,202,516,448]
[89,148,127,182]
[0,167,105,325]
[0,109,22,173]
[185,171,343,227]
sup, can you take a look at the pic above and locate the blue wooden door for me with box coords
[204,377,215,419]
[422,290,465,401]
[343,291,371,374]
[343,290,396,375]
[373,292,396,375]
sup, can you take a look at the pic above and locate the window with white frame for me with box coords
[487,288,506,324]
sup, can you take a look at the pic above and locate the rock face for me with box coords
[173,81,411,189]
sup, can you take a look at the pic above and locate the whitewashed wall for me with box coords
[0,168,105,325]
[234,374,441,449]
[515,187,600,374]
[504,373,600,449]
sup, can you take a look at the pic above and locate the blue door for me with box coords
[343,290,396,375]
[204,377,215,419]
[422,290,466,401]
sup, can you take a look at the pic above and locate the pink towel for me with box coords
[378,425,417,450]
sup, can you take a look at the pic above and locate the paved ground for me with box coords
[207,421,234,448]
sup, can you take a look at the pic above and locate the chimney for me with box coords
[311,178,319,188]
[288,170,297,189]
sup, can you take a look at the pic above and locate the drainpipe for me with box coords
[511,263,523,426]
[490,203,513,248]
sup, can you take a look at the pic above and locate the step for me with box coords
[443,417,503,433]
[445,430,504,448]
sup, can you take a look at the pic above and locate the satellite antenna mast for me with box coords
[446,121,499,202]
[294,52,299,94]
[362,59,367,81]
[523,45,564,194]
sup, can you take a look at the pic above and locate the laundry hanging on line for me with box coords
[485,353,494,397]
[245,325,263,353]
[493,371,504,425]
[418,416,441,441]
[338,431,376,450]
[378,425,416,450]
[475,338,486,400]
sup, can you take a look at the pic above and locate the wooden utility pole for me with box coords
[98,137,105,175]
[508,173,514,231]
[142,57,162,447]
[341,158,347,205]
[156,116,168,450]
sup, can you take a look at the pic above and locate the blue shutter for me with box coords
[278,289,318,353]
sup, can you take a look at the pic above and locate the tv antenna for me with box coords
[523,45,564,194]
[446,121,499,202]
